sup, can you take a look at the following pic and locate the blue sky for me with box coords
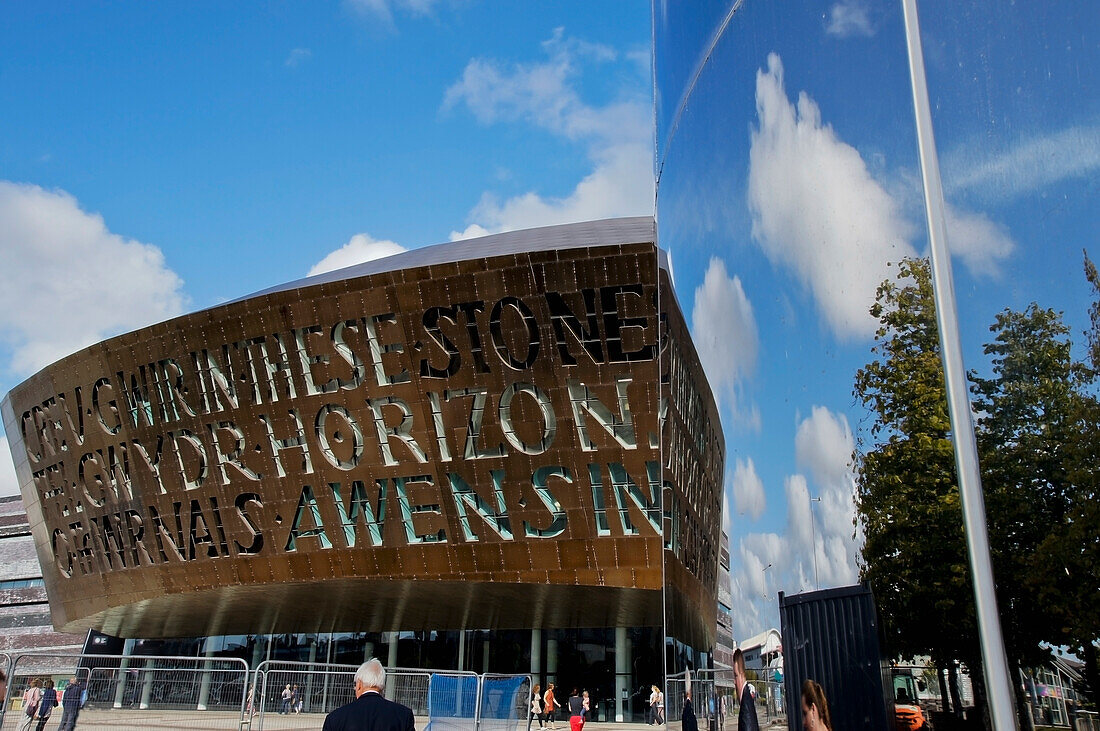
[2,1,1097,641]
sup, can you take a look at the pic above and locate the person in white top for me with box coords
[19,678,43,731]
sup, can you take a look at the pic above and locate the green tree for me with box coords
[970,303,1081,725]
[853,257,980,673]
[1028,253,1100,707]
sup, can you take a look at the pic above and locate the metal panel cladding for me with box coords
[0,217,729,640]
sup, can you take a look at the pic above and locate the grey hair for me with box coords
[356,658,386,691]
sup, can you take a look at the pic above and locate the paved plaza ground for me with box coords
[0,707,786,730]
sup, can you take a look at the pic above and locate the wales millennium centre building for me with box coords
[3,216,724,721]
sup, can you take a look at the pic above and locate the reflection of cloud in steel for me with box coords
[944,123,1100,203]
[748,53,915,340]
[691,257,759,428]
[824,1,876,38]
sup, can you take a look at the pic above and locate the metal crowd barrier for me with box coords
[250,660,528,730]
[2,652,249,730]
[3,652,533,730]
[0,653,10,727]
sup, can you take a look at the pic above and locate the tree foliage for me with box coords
[854,253,1100,711]
[853,257,978,669]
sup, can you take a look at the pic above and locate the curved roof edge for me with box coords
[230,215,660,306]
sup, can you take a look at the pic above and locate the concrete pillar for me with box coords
[139,667,154,710]
[197,642,217,711]
[531,629,542,680]
[482,639,491,674]
[386,632,399,698]
[615,627,630,722]
[113,639,136,708]
[458,630,467,672]
[251,636,266,670]
[547,638,558,687]
[322,633,334,713]
[303,639,318,712]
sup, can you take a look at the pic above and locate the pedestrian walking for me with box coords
[568,688,585,731]
[18,678,42,731]
[57,677,84,731]
[544,683,558,729]
[35,680,57,731]
[531,684,544,728]
[322,658,414,731]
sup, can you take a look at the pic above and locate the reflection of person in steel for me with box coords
[733,650,759,731]
[322,659,415,731]
[800,680,832,731]
[681,689,699,731]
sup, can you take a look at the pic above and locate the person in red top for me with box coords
[543,684,558,730]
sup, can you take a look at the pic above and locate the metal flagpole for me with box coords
[900,2,1018,729]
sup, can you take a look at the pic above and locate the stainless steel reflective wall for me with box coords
[655,0,1096,697]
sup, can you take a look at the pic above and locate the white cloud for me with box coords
[785,474,813,552]
[793,406,860,589]
[308,233,407,276]
[345,0,441,26]
[0,181,187,376]
[0,436,19,498]
[825,1,875,38]
[729,407,863,636]
[795,406,853,487]
[285,48,312,68]
[747,53,917,340]
[444,28,653,237]
[945,122,1100,204]
[691,257,759,424]
[944,203,1015,278]
[731,457,766,521]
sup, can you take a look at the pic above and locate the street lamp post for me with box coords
[809,496,821,590]
[762,563,772,600]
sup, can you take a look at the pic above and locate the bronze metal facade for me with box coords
[2,217,722,644]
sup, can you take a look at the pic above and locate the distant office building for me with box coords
[0,496,84,654]
[714,531,734,677]
[3,218,723,722]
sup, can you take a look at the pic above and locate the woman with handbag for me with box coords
[19,678,42,731]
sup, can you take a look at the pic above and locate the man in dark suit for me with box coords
[733,649,760,731]
[323,658,416,731]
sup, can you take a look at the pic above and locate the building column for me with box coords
[615,627,630,723]
[139,667,154,710]
[531,629,542,680]
[458,630,467,672]
[482,639,491,674]
[113,639,136,708]
[197,641,216,711]
[386,633,399,698]
[303,638,318,712]
[364,640,375,662]
[547,637,558,687]
[251,636,267,670]
[322,633,335,713]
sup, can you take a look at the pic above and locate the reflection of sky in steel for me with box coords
[656,0,1099,634]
